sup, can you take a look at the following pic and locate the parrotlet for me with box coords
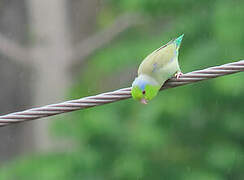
[131,34,184,104]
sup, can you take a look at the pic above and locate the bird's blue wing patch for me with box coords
[152,63,157,72]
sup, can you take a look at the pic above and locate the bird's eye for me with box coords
[142,90,146,95]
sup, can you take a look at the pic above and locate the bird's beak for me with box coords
[140,98,148,105]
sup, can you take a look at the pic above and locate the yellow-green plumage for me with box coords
[132,34,183,104]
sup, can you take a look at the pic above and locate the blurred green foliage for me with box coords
[1,0,244,179]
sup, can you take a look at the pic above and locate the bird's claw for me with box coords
[175,72,183,79]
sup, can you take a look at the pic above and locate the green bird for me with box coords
[131,34,184,104]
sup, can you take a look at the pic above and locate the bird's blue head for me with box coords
[131,75,160,104]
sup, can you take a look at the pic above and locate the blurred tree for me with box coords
[1,0,244,179]
[0,0,139,155]
[0,0,33,161]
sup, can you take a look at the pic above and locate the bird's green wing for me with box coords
[138,42,177,75]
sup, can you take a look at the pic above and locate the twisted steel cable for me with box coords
[0,60,243,127]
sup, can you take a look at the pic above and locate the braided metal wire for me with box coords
[0,60,243,127]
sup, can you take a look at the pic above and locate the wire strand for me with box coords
[0,60,243,127]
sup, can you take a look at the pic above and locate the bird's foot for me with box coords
[175,72,183,79]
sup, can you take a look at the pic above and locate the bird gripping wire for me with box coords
[0,60,243,127]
